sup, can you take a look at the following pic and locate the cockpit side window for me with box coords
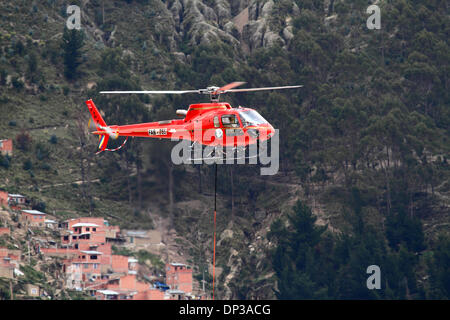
[221,114,240,128]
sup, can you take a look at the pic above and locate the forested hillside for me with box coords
[0,0,448,299]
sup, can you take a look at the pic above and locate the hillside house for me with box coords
[62,222,107,246]
[111,255,129,273]
[40,247,79,259]
[8,194,26,206]
[0,247,21,279]
[63,251,104,290]
[133,287,165,300]
[165,289,186,300]
[44,219,58,229]
[0,139,12,156]
[128,257,138,274]
[55,217,168,299]
[20,209,46,227]
[0,191,7,206]
[123,229,164,253]
[25,284,41,297]
[0,227,10,236]
[0,258,14,279]
[165,263,193,294]
[61,217,121,243]
[95,289,119,300]
[97,273,165,300]
[58,218,126,290]
[105,225,121,242]
[0,248,21,266]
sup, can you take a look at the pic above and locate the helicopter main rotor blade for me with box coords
[99,90,201,94]
[214,82,246,94]
[225,85,303,93]
[99,84,303,99]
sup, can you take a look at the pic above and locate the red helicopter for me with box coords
[86,82,302,157]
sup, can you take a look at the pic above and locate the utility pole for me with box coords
[9,279,13,300]
[202,269,205,292]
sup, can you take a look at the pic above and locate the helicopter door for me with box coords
[221,114,243,136]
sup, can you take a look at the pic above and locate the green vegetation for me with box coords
[269,200,433,299]
[0,0,448,300]
[61,27,85,80]
[111,245,134,256]
[135,249,165,272]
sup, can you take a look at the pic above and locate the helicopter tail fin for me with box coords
[86,99,110,153]
[86,99,107,128]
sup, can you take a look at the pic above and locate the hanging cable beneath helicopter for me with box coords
[212,163,217,300]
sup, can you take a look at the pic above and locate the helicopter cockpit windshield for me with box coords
[238,110,269,127]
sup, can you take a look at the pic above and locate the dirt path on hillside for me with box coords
[39,179,100,189]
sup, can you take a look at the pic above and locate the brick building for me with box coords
[20,209,46,227]
[0,191,8,206]
[8,194,26,206]
[0,227,10,236]
[0,247,21,279]
[0,139,12,156]
[123,229,164,253]
[39,216,171,300]
[165,263,193,294]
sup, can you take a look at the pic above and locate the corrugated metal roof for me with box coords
[125,230,148,237]
[97,290,118,295]
[167,289,185,294]
[170,262,187,267]
[72,223,100,228]
[80,250,103,255]
[22,210,46,215]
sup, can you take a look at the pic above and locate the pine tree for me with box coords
[270,201,328,299]
[61,27,85,79]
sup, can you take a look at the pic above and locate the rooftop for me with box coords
[166,289,185,295]
[22,210,46,215]
[8,194,25,198]
[97,290,118,295]
[124,230,148,237]
[80,250,103,255]
[72,223,100,228]
[170,262,188,267]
